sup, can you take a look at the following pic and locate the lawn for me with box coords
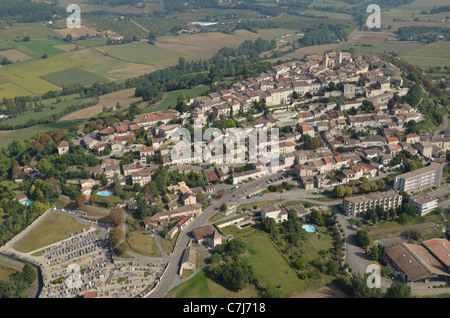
[0,258,22,281]
[126,231,162,257]
[241,232,307,297]
[13,214,90,253]
[165,267,259,298]
[236,200,283,212]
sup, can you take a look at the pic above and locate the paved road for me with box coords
[147,171,288,298]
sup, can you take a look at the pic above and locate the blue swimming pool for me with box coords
[302,224,315,233]
[24,200,33,206]
[97,191,112,196]
[279,118,291,121]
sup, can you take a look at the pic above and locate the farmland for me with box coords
[59,88,142,121]
[400,41,450,68]
[93,42,193,66]
[0,94,96,127]
[41,66,107,86]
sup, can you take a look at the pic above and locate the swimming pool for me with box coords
[302,224,315,233]
[279,118,292,121]
[97,191,112,196]
[24,200,33,206]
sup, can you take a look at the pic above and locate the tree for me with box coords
[310,210,324,226]
[220,203,228,213]
[293,257,307,271]
[75,195,86,208]
[210,252,222,263]
[108,227,124,245]
[385,282,411,298]
[349,273,382,298]
[217,190,225,198]
[196,191,207,204]
[20,263,36,286]
[261,217,276,234]
[356,230,371,249]
[263,284,281,298]
[109,208,126,225]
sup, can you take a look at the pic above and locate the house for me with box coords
[57,140,70,155]
[179,246,196,276]
[139,146,155,164]
[181,193,197,206]
[260,205,288,223]
[192,225,222,248]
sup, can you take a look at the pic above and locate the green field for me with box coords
[0,120,85,149]
[165,268,259,298]
[21,39,68,57]
[126,231,162,257]
[13,214,90,253]
[241,232,307,297]
[0,23,59,41]
[93,42,193,66]
[0,53,95,97]
[41,67,107,86]
[400,41,450,68]
[142,85,208,113]
[0,95,96,127]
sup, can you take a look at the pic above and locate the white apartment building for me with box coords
[393,163,444,193]
[343,190,403,216]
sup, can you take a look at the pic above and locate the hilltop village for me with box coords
[4,51,450,298]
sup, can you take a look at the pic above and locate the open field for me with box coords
[53,44,85,52]
[156,30,274,60]
[165,267,259,298]
[13,214,90,253]
[126,231,162,257]
[141,85,208,113]
[21,39,67,57]
[400,41,450,68]
[0,49,33,63]
[52,26,101,39]
[0,120,85,149]
[41,66,107,86]
[241,232,307,297]
[66,48,157,81]
[59,88,142,121]
[0,51,101,97]
[1,95,95,127]
[94,42,193,66]
[0,22,58,40]
[0,257,22,281]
